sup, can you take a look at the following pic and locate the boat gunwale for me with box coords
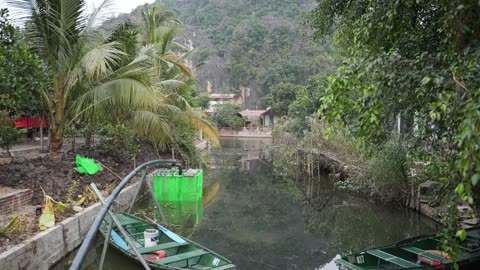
[71,160,182,269]
[70,160,235,270]
[335,226,480,270]
[99,212,234,269]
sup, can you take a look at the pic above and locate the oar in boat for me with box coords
[90,183,151,270]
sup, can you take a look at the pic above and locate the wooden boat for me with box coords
[70,161,235,270]
[100,212,235,270]
[336,227,480,270]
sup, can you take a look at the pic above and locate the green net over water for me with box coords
[153,169,203,225]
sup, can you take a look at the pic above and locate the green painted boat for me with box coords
[336,227,480,270]
[100,213,235,270]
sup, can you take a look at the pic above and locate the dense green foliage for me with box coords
[211,104,244,129]
[171,125,201,167]
[160,0,334,107]
[286,75,327,135]
[264,75,328,137]
[305,0,480,259]
[164,0,308,52]
[9,0,218,162]
[0,113,25,157]
[262,83,299,115]
[97,124,140,163]
[308,0,480,151]
[0,9,45,115]
[369,138,408,203]
[187,88,210,110]
[0,8,14,45]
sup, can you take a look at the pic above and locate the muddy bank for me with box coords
[0,145,160,203]
[0,144,166,252]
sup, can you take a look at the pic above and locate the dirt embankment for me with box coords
[0,144,165,252]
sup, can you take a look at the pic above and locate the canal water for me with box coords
[71,137,436,270]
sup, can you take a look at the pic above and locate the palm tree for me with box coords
[9,0,155,159]
[11,0,218,160]
[137,4,220,146]
[71,6,220,148]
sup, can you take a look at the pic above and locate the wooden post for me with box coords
[40,113,45,150]
[317,157,320,181]
[416,185,421,211]
[307,154,311,177]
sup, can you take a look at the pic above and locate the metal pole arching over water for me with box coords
[69,160,182,270]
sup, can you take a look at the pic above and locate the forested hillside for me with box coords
[101,0,334,109]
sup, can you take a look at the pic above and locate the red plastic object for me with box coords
[145,250,168,261]
[150,250,168,258]
[14,116,48,128]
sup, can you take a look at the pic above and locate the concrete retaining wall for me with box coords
[219,128,272,138]
[0,182,140,270]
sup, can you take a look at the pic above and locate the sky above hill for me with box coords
[0,0,155,25]
[88,0,156,14]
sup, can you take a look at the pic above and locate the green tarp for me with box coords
[75,155,103,175]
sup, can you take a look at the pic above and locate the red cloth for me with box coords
[14,116,48,128]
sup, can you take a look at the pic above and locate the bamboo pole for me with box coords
[90,183,151,270]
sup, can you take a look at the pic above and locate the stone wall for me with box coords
[219,127,272,138]
[0,189,33,216]
[0,183,140,270]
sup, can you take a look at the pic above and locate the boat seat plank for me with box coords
[467,230,480,240]
[208,264,236,270]
[129,232,145,237]
[154,250,209,264]
[133,242,188,254]
[466,236,480,244]
[335,259,364,270]
[189,265,211,270]
[106,214,142,226]
[367,249,418,268]
[105,216,144,227]
[400,246,451,263]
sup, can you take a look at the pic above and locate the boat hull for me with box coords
[336,227,480,270]
[100,213,235,270]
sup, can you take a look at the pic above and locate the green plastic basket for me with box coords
[153,169,204,225]
[153,169,203,202]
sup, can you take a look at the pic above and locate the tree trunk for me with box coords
[48,79,68,160]
[71,135,75,151]
[85,128,93,148]
[49,129,64,160]
[40,113,45,150]
[49,100,65,160]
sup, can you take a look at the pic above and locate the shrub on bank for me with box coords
[369,137,408,203]
[273,117,414,204]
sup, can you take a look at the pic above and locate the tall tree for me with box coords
[9,0,156,159]
[263,83,301,115]
[0,8,45,115]
[69,4,219,149]
[308,0,480,257]
[138,4,220,145]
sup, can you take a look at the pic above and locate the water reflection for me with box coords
[191,137,435,270]
[156,181,223,238]
[67,137,435,270]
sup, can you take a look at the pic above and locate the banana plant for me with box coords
[0,215,20,240]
